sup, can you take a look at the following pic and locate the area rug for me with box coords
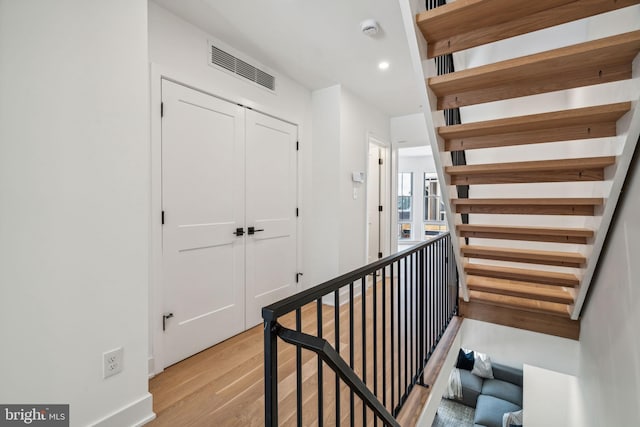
[431,398,475,427]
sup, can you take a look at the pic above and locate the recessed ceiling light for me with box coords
[378,61,390,70]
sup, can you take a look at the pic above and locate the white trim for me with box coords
[396,0,468,300]
[90,393,155,427]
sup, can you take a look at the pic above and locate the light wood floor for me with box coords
[149,278,454,426]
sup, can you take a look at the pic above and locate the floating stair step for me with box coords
[468,290,572,317]
[440,102,631,151]
[458,224,593,244]
[417,0,640,58]
[428,30,640,109]
[452,198,603,215]
[461,245,586,267]
[467,275,575,304]
[446,156,614,185]
[464,263,580,287]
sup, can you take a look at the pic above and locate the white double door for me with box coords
[161,80,298,366]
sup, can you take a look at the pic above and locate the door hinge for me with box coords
[161,210,165,225]
[378,252,383,259]
[378,205,383,212]
[161,102,164,118]
[296,141,299,151]
[296,207,299,217]
[296,272,304,283]
[378,158,383,165]
[162,312,173,331]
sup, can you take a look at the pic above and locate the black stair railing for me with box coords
[263,233,458,426]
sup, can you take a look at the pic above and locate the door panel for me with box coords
[245,110,298,327]
[161,80,245,367]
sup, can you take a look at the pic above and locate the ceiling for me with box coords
[151,0,423,117]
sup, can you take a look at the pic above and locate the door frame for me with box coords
[149,64,302,375]
[365,135,391,264]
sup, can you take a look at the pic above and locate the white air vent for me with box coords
[209,44,276,91]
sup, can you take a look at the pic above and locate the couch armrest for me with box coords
[491,363,523,387]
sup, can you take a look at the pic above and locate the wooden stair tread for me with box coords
[467,275,575,304]
[452,198,603,216]
[428,30,640,109]
[446,156,614,185]
[458,224,593,244]
[417,0,640,57]
[439,102,631,151]
[469,290,572,317]
[465,263,580,286]
[461,244,586,267]
[452,198,603,206]
[447,156,614,174]
[458,224,593,237]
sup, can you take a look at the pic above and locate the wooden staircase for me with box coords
[410,0,640,340]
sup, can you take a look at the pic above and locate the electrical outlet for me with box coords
[103,347,123,379]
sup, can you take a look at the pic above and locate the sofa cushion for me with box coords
[457,348,475,370]
[471,351,494,379]
[474,395,521,427]
[481,378,523,407]
[459,368,484,407]
[491,363,523,387]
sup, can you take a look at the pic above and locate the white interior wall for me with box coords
[0,1,153,426]
[578,144,640,425]
[338,89,391,273]
[460,319,581,376]
[310,86,342,284]
[390,113,430,146]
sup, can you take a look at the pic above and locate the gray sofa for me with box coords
[456,362,523,427]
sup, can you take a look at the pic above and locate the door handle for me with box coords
[248,226,264,235]
[233,227,245,236]
[162,313,174,332]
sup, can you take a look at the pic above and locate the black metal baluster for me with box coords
[362,276,367,426]
[317,299,324,427]
[335,290,341,426]
[390,262,395,415]
[264,319,278,427]
[373,270,378,427]
[404,256,408,400]
[418,248,424,380]
[296,308,302,427]
[349,282,355,427]
[439,240,444,335]
[440,240,447,336]
[382,266,387,412]
[431,243,436,355]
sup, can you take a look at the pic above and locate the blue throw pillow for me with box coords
[456,348,475,370]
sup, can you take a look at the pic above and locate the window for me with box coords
[423,174,447,237]
[397,172,413,240]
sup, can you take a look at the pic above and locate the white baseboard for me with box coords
[91,393,155,427]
